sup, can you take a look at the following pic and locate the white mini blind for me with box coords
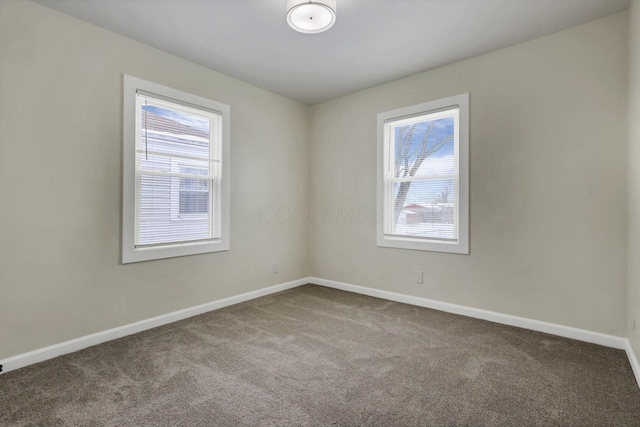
[134,92,222,247]
[383,106,460,242]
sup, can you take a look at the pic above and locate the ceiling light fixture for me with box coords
[286,0,336,34]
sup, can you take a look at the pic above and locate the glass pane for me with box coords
[392,115,455,179]
[139,103,210,160]
[392,179,456,240]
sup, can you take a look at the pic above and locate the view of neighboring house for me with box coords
[395,202,456,240]
[402,203,455,225]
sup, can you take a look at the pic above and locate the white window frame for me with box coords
[122,75,230,263]
[377,93,469,254]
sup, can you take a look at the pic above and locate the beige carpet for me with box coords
[1,284,639,426]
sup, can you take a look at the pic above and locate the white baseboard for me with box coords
[625,340,640,389]
[310,277,640,389]
[0,278,307,375]
[3,275,638,390]
[308,277,628,350]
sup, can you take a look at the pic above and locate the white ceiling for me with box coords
[33,0,629,105]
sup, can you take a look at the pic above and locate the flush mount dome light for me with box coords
[286,0,336,34]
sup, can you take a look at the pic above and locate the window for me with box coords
[122,75,230,263]
[377,93,469,254]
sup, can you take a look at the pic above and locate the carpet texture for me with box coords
[1,284,639,426]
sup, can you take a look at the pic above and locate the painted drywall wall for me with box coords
[0,0,309,359]
[629,0,640,361]
[309,12,628,336]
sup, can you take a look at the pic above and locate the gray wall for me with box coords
[629,0,640,363]
[309,12,629,336]
[0,0,310,359]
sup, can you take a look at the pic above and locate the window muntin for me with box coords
[123,75,230,263]
[377,94,469,254]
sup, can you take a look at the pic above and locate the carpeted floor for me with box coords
[1,284,640,426]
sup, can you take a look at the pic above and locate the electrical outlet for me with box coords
[415,271,423,284]
[272,263,278,274]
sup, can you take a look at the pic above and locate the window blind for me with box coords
[384,106,459,242]
[134,92,222,247]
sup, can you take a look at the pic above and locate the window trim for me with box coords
[376,93,469,254]
[122,75,230,264]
